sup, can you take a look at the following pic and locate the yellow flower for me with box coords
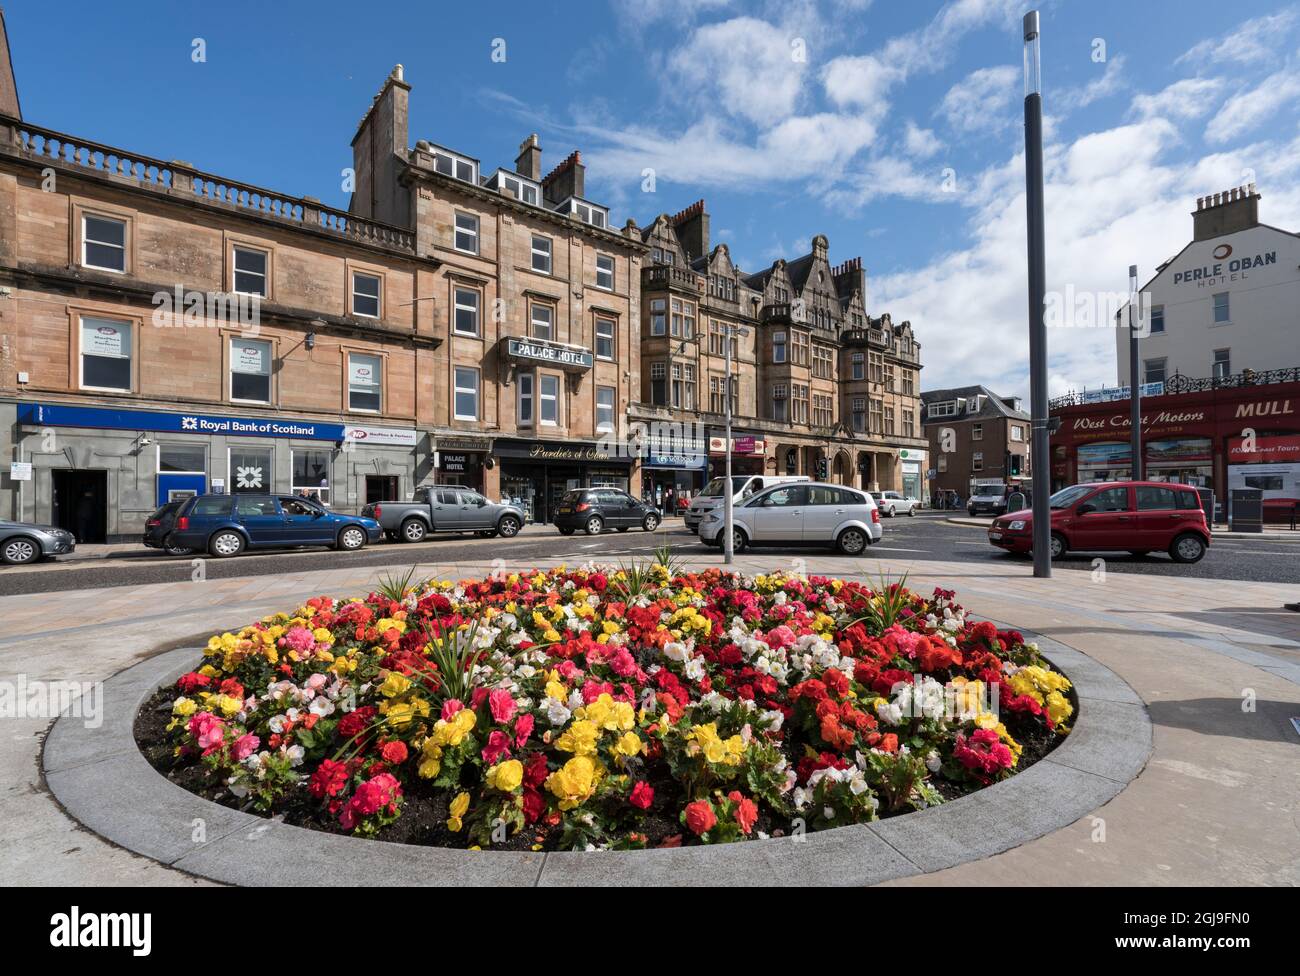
[1045,690,1074,729]
[215,694,243,717]
[545,756,597,810]
[312,627,333,643]
[614,732,642,757]
[555,719,599,756]
[688,722,745,766]
[579,693,635,732]
[545,680,568,702]
[602,620,620,635]
[486,759,524,792]
[418,739,443,779]
[447,791,471,831]
[378,672,412,697]
[432,708,477,747]
[171,697,197,717]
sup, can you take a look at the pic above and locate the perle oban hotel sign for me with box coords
[506,337,593,370]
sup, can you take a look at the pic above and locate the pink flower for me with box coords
[488,689,518,724]
[766,625,797,649]
[514,713,535,748]
[339,772,402,830]
[231,733,260,761]
[279,625,316,654]
[608,648,638,677]
[581,680,614,704]
[188,712,225,752]
[440,699,464,722]
[481,729,512,764]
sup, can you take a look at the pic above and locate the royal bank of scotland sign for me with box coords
[505,337,593,370]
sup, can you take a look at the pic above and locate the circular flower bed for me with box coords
[137,565,1074,850]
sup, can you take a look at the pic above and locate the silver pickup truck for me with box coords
[361,486,526,543]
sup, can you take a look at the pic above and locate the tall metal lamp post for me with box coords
[1023,11,1051,578]
[722,323,750,565]
[1128,265,1143,480]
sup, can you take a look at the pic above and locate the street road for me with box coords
[2,513,1297,595]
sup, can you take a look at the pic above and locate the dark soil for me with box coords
[135,681,1072,850]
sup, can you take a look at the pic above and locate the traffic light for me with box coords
[1009,453,1023,477]
[816,457,828,480]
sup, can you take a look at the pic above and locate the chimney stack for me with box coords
[515,133,542,182]
[671,200,709,261]
[349,65,411,227]
[542,150,585,206]
[1193,182,1260,241]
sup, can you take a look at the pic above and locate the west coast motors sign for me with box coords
[506,338,593,370]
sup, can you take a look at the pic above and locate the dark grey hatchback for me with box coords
[553,488,661,536]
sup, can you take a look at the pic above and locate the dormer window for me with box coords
[431,147,478,184]
[927,400,957,419]
[491,169,540,206]
[558,197,608,229]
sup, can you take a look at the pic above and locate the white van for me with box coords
[684,474,811,532]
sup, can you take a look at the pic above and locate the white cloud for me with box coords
[822,0,1018,111]
[873,119,1300,398]
[1176,10,1299,67]
[1129,77,1227,121]
[611,0,733,28]
[903,121,943,158]
[1057,54,1127,112]
[665,16,809,127]
[937,65,1019,134]
[1204,65,1300,144]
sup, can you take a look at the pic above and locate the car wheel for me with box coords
[643,513,661,532]
[722,527,748,553]
[209,530,245,558]
[400,518,427,544]
[1169,533,1207,564]
[1049,532,1067,560]
[338,526,368,551]
[837,527,869,555]
[497,515,522,538]
[163,535,194,557]
[585,515,604,536]
[886,506,895,517]
[1,536,40,565]
[968,508,977,517]
[908,507,916,517]
[558,527,575,536]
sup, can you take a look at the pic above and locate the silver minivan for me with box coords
[697,482,881,555]
[684,474,810,532]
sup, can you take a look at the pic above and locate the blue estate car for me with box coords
[169,493,381,557]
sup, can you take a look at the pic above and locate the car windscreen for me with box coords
[698,476,749,498]
[1049,484,1095,509]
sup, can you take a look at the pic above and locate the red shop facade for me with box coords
[1049,380,1300,523]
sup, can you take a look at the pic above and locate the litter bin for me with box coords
[1229,488,1263,533]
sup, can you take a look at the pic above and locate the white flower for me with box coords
[684,657,706,682]
[662,641,689,662]
[308,697,335,718]
[545,699,572,726]
[925,750,942,773]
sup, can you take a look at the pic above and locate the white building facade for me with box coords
[1116,185,1300,388]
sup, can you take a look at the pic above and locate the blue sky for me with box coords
[7,0,1300,397]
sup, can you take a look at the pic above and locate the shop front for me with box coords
[1050,380,1300,522]
[899,447,926,500]
[707,431,767,479]
[433,436,493,493]
[9,401,420,540]
[494,438,636,524]
[640,429,706,514]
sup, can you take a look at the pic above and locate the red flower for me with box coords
[176,672,210,694]
[481,729,512,764]
[522,788,546,823]
[309,759,350,799]
[728,791,759,834]
[523,750,550,788]
[379,740,408,765]
[684,800,717,836]
[337,706,376,741]
[629,781,654,810]
[514,712,535,747]
[823,668,849,699]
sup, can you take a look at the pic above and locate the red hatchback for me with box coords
[988,481,1211,563]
